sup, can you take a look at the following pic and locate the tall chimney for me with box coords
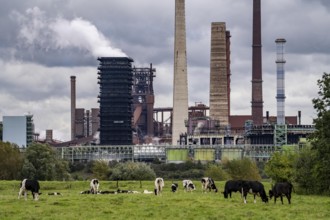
[275,38,286,125]
[251,0,263,125]
[70,76,76,140]
[209,22,229,125]
[172,0,188,145]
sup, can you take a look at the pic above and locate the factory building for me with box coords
[2,114,35,148]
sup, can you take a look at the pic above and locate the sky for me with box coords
[0,0,329,141]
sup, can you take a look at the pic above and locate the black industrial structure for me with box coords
[97,57,134,145]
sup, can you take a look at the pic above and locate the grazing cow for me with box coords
[99,190,117,194]
[223,180,243,199]
[48,192,62,196]
[90,179,99,194]
[154,177,164,195]
[171,183,179,192]
[18,179,41,201]
[182,180,196,192]
[269,182,293,204]
[242,180,268,204]
[201,177,218,193]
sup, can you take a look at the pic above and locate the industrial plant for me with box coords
[1,0,315,163]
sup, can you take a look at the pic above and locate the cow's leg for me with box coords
[286,194,291,204]
[280,196,283,204]
[274,196,277,204]
[18,188,23,199]
[254,194,256,203]
[24,191,27,200]
[243,192,247,204]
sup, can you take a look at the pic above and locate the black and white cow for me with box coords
[48,192,62,196]
[90,179,99,194]
[269,182,293,204]
[182,180,195,192]
[18,179,41,201]
[154,177,164,195]
[201,177,218,193]
[171,183,178,192]
[223,180,243,199]
[242,180,268,204]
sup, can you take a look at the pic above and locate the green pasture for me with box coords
[0,180,329,220]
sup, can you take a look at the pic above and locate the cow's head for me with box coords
[268,190,274,199]
[188,183,195,190]
[222,191,228,198]
[32,192,41,201]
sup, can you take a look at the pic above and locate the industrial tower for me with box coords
[251,0,263,125]
[274,38,287,146]
[172,0,189,145]
[70,76,76,140]
[97,57,134,145]
[209,22,229,126]
[275,38,286,125]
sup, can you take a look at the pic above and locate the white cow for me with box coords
[90,179,99,194]
[154,177,164,195]
[183,180,196,192]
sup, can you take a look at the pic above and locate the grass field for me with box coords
[0,180,329,220]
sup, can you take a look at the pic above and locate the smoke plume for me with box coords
[13,7,126,57]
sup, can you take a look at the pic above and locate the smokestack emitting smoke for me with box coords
[14,7,126,57]
[172,0,188,145]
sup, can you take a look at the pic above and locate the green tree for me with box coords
[0,142,23,179]
[204,164,229,181]
[92,160,111,180]
[21,143,69,180]
[309,72,330,194]
[224,158,261,180]
[265,151,296,182]
[110,162,156,187]
[294,146,317,194]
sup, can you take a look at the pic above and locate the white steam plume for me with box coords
[13,7,126,57]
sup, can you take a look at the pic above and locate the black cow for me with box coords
[242,180,268,203]
[223,180,243,199]
[201,177,218,193]
[171,183,178,192]
[269,182,293,204]
[18,179,41,201]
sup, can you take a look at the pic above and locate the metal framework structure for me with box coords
[54,143,307,163]
[132,64,156,142]
[97,57,134,145]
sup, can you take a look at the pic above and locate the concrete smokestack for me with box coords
[209,22,229,125]
[70,75,76,140]
[172,0,188,145]
[275,38,286,125]
[251,0,263,125]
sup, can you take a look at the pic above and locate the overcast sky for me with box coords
[1,0,329,141]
